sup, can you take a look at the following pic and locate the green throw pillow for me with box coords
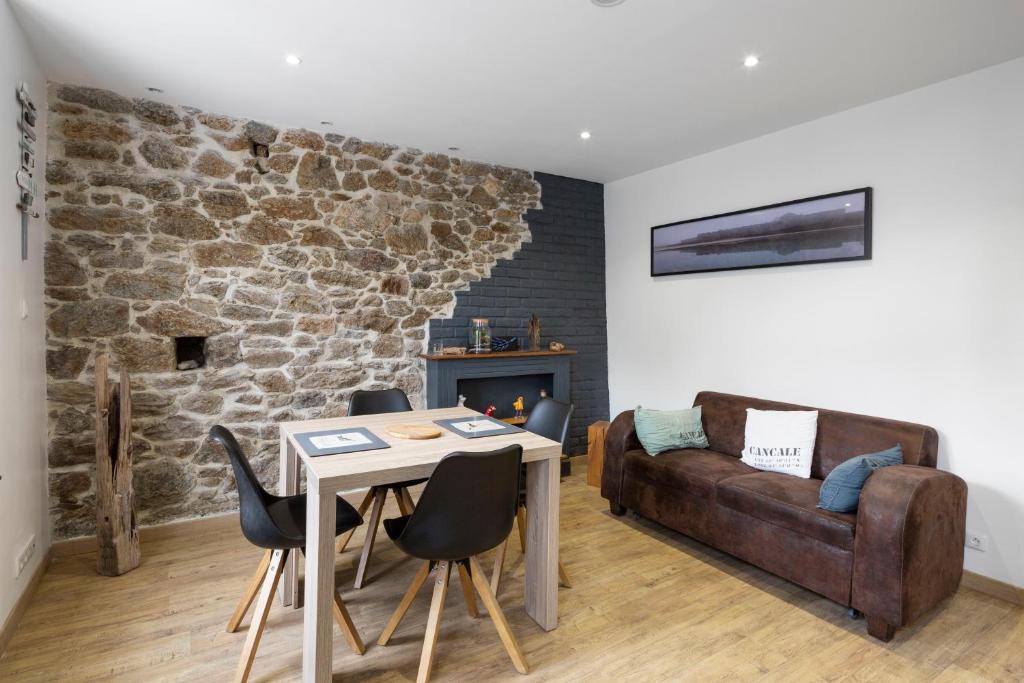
[634,405,709,455]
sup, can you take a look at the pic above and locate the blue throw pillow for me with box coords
[634,405,709,455]
[818,445,903,513]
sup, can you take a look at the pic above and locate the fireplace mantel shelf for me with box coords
[419,349,577,361]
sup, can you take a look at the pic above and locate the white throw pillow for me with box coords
[740,409,819,478]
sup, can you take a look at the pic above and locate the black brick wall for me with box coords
[428,172,608,455]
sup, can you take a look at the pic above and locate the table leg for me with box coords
[280,433,300,608]
[524,455,559,631]
[303,477,336,683]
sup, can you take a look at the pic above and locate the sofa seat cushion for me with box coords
[626,448,757,495]
[716,472,857,550]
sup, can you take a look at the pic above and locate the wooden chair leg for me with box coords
[378,561,432,646]
[519,504,571,588]
[490,533,510,597]
[332,590,366,655]
[468,556,529,675]
[234,549,286,683]
[354,487,387,589]
[457,562,479,618]
[399,487,416,512]
[337,489,375,554]
[226,549,272,633]
[558,560,572,588]
[515,505,527,553]
[395,487,413,516]
[417,561,451,683]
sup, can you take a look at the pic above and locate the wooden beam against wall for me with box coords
[93,354,140,576]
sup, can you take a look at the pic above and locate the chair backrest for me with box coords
[524,398,573,452]
[347,388,413,416]
[393,445,523,561]
[208,425,280,548]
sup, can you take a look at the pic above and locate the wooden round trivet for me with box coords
[386,423,443,440]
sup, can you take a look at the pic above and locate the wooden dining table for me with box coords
[277,406,564,683]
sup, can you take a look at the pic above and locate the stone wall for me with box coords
[429,173,608,455]
[44,83,540,539]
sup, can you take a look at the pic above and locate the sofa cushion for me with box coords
[626,448,757,495]
[716,472,857,550]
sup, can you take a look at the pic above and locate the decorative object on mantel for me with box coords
[457,394,467,407]
[442,346,467,356]
[491,336,520,353]
[468,317,492,354]
[513,396,525,419]
[93,353,140,577]
[386,423,443,440]
[15,83,39,259]
[540,388,548,399]
[651,187,872,276]
[484,404,497,416]
[528,314,541,351]
[548,341,566,352]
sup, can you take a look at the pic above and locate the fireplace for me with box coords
[422,350,574,424]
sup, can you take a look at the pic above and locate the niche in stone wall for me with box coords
[174,337,207,370]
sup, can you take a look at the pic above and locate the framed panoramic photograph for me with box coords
[650,187,872,276]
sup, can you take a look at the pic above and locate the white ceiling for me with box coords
[11,0,1024,182]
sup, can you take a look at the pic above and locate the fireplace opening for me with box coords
[174,336,207,371]
[457,373,554,423]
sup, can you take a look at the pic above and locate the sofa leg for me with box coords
[866,616,895,642]
[609,502,626,516]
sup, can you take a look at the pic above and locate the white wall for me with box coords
[0,0,48,628]
[605,58,1024,587]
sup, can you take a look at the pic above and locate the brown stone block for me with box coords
[109,335,175,373]
[49,205,148,235]
[259,195,318,220]
[191,241,262,268]
[48,299,130,338]
[136,303,230,337]
[46,345,91,379]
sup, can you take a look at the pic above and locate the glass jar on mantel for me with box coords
[468,318,492,354]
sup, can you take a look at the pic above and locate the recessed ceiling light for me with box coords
[146,87,164,93]
[743,55,760,68]
[591,0,626,6]
[844,203,852,207]
[285,54,302,66]
[579,130,592,140]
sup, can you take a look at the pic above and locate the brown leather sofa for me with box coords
[601,391,967,641]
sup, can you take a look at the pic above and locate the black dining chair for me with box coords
[376,445,529,683]
[210,426,366,683]
[490,397,573,595]
[337,388,429,588]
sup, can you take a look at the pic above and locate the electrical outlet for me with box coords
[14,535,36,578]
[966,532,988,552]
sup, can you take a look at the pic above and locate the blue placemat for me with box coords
[434,415,525,439]
[294,427,390,457]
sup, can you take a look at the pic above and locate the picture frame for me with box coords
[650,187,872,277]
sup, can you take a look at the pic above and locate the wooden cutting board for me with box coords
[386,423,443,440]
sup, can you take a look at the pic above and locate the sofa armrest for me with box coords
[852,465,967,640]
[600,410,640,508]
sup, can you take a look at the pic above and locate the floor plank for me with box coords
[1,470,1020,682]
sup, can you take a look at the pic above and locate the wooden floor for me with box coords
[2,469,1022,682]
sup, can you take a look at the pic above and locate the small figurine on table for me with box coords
[484,404,497,417]
[457,394,467,407]
[513,395,525,418]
